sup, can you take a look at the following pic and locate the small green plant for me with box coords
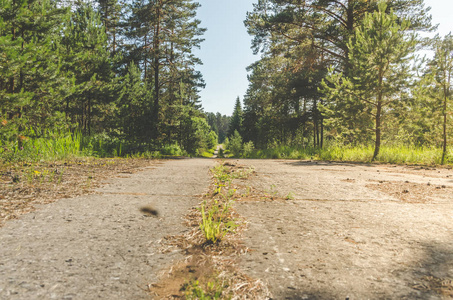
[12,174,20,183]
[199,200,238,244]
[285,191,295,200]
[218,148,225,158]
[231,167,254,180]
[211,164,232,185]
[267,184,278,197]
[26,169,35,184]
[214,183,225,195]
[184,280,226,300]
[242,186,252,197]
[86,174,94,189]
[39,170,47,184]
[48,170,56,183]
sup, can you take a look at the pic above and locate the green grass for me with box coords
[0,128,189,163]
[184,279,226,300]
[199,199,237,244]
[0,130,84,162]
[4,126,450,167]
[198,163,249,245]
[245,145,452,165]
[198,147,216,158]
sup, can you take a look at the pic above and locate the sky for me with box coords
[424,0,453,36]
[193,0,256,116]
[194,0,453,116]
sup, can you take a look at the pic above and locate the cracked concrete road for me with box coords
[2,158,453,300]
[235,160,453,300]
[0,159,213,300]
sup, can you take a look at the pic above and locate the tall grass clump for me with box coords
[80,133,125,157]
[243,143,452,165]
[317,145,374,161]
[376,145,443,165]
[199,196,237,244]
[0,129,84,162]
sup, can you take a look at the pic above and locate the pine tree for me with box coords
[60,1,112,135]
[427,33,453,164]
[242,0,433,149]
[245,0,431,72]
[126,0,205,145]
[322,2,417,160]
[116,62,154,143]
[0,0,68,144]
[97,0,123,54]
[228,97,243,137]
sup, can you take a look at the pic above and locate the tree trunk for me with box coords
[152,5,161,141]
[88,96,92,136]
[313,99,317,147]
[372,100,382,161]
[320,99,324,148]
[441,80,449,164]
[344,0,355,74]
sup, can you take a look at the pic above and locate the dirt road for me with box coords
[0,159,213,299]
[1,158,453,299]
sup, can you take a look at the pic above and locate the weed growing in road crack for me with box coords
[199,197,238,244]
[184,279,226,300]
[150,161,271,299]
[199,162,252,244]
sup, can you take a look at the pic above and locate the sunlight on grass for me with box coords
[247,145,451,165]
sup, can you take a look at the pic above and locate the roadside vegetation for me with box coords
[151,161,270,299]
[2,0,452,168]
[224,136,453,165]
[0,0,217,165]
[218,1,453,166]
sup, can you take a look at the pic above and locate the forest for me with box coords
[0,0,223,160]
[1,0,452,164]
[234,0,453,164]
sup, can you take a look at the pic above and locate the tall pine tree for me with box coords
[228,97,243,137]
[0,0,68,143]
[126,0,205,145]
[322,2,417,160]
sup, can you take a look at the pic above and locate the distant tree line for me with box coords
[0,0,216,156]
[206,112,230,143]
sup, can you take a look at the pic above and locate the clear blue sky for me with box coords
[194,0,453,116]
[194,0,256,116]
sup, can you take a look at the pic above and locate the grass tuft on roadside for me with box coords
[239,145,452,165]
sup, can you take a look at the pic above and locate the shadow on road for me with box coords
[401,238,453,299]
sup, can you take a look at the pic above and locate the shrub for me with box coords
[207,131,218,149]
[218,148,225,158]
[223,137,229,151]
[242,141,254,158]
[228,130,243,157]
[161,143,183,156]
